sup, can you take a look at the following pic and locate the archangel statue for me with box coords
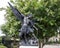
[8,2,38,45]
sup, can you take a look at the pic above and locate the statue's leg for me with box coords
[26,33,30,39]
[19,32,25,41]
[22,33,26,43]
[25,33,31,45]
[23,33,30,44]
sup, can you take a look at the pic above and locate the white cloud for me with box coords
[0,0,10,25]
[0,0,10,8]
[0,10,6,25]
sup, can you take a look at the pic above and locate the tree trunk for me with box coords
[39,39,44,48]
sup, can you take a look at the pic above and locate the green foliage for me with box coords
[0,8,6,11]
[0,45,7,48]
[1,0,60,39]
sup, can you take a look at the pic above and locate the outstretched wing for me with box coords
[8,2,24,21]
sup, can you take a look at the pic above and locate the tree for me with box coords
[1,0,60,48]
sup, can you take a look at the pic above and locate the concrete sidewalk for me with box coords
[19,46,39,48]
[43,44,60,48]
[19,44,60,48]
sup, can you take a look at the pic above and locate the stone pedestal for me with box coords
[19,46,39,48]
[19,39,39,48]
[20,39,38,46]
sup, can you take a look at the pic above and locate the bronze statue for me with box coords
[8,2,38,45]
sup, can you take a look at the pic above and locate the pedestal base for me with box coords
[19,46,39,48]
[20,39,38,46]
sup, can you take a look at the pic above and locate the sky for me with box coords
[0,0,10,36]
[0,0,10,25]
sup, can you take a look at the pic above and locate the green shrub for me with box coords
[0,45,7,48]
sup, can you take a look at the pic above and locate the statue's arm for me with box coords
[30,20,38,31]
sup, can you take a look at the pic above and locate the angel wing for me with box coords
[8,2,24,22]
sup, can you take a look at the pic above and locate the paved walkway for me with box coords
[19,44,60,48]
[43,44,60,48]
[19,46,39,48]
